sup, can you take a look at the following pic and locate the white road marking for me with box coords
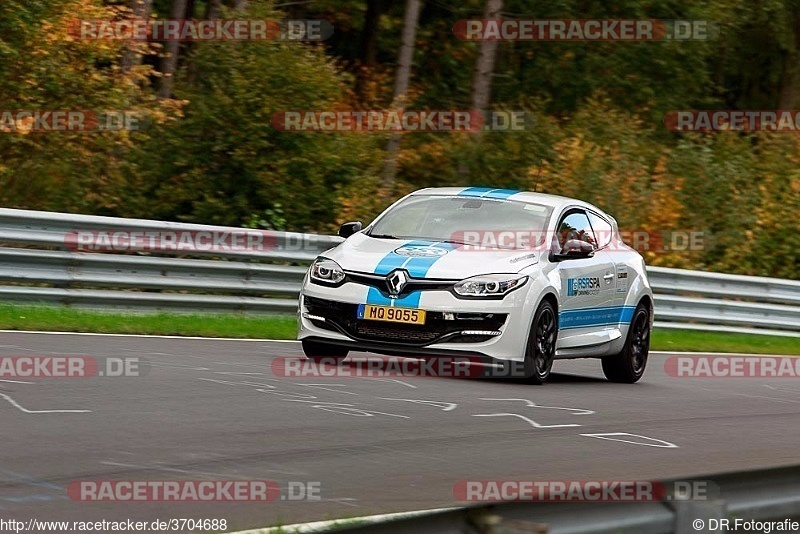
[227,507,459,534]
[0,330,300,342]
[650,350,799,357]
[0,379,35,385]
[473,413,580,429]
[0,393,90,414]
[763,385,800,393]
[298,384,358,395]
[378,398,458,411]
[198,378,277,389]
[282,399,409,419]
[367,378,418,389]
[311,405,409,418]
[479,398,594,415]
[580,432,678,448]
[100,460,309,479]
[150,362,210,371]
[732,393,800,405]
[100,461,243,479]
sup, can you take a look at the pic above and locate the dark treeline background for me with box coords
[0,0,798,278]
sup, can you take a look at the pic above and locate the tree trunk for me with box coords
[778,11,800,109]
[381,0,422,191]
[205,0,222,19]
[121,0,153,73]
[458,0,502,176]
[355,0,390,102]
[471,0,503,123]
[157,0,190,99]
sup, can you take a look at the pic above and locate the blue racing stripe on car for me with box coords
[483,188,521,199]
[558,306,636,330]
[458,187,494,197]
[403,242,456,278]
[373,240,431,276]
[366,287,422,308]
[367,241,454,307]
[458,187,520,199]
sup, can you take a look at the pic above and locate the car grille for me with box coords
[303,296,507,346]
[345,272,453,298]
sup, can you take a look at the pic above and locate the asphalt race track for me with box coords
[2,332,800,532]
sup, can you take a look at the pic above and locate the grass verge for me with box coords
[0,303,797,355]
[650,328,799,355]
[0,304,297,339]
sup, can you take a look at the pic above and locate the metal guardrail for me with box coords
[646,267,800,336]
[0,207,342,262]
[0,208,798,336]
[306,465,800,534]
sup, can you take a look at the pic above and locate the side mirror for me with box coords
[551,239,595,261]
[338,221,363,238]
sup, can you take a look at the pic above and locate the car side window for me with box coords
[587,212,613,249]
[554,210,597,253]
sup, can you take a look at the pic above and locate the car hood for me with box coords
[322,233,539,279]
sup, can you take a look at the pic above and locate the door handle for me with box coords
[603,273,614,281]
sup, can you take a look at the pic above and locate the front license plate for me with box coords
[357,304,426,325]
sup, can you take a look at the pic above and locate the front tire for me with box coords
[301,339,348,362]
[523,300,558,384]
[601,303,650,383]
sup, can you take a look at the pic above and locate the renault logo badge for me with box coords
[386,269,409,296]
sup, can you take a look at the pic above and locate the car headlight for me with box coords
[453,274,528,297]
[309,258,346,286]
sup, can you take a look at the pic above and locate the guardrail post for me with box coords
[672,499,727,533]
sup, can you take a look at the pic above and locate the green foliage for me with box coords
[120,3,381,231]
[1,0,799,278]
[0,0,173,214]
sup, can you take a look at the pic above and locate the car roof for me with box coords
[408,187,607,217]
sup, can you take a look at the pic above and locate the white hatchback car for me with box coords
[298,187,653,384]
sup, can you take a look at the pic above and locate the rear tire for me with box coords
[301,340,348,362]
[523,300,558,385]
[601,303,650,383]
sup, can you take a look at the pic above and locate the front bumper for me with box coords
[298,280,536,362]
[304,295,507,345]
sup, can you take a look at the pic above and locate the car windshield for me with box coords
[368,195,553,248]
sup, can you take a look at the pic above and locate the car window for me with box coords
[555,210,597,253]
[587,212,613,248]
[369,195,553,248]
